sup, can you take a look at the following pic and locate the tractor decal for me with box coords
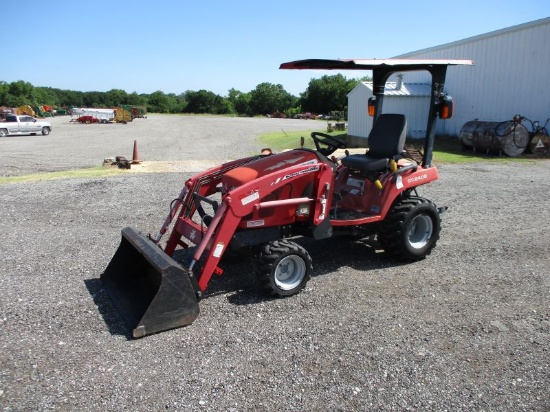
[247,220,265,228]
[213,243,224,258]
[241,190,260,205]
[396,176,404,190]
[407,174,428,184]
[279,165,320,184]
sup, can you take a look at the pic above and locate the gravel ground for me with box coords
[0,115,549,411]
[0,115,315,176]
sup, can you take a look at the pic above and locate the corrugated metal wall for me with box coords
[347,83,369,141]
[348,82,431,145]
[395,17,550,136]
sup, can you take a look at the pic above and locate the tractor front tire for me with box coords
[378,196,441,261]
[257,239,312,297]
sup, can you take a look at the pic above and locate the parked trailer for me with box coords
[71,108,115,123]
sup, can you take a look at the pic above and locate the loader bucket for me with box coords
[101,227,200,338]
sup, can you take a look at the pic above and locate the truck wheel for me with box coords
[378,196,440,261]
[257,239,312,297]
[41,127,50,136]
[0,129,7,137]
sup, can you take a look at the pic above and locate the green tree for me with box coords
[82,91,106,107]
[106,89,129,106]
[0,81,10,105]
[249,83,295,116]
[145,91,169,112]
[185,90,218,113]
[172,93,188,113]
[184,90,230,114]
[58,89,84,107]
[3,80,36,106]
[166,93,181,113]
[227,88,250,115]
[127,92,143,105]
[9,81,34,101]
[34,87,60,106]
[300,74,357,114]
[213,98,232,115]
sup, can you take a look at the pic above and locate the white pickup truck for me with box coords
[0,114,52,137]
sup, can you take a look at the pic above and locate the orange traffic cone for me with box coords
[131,140,141,164]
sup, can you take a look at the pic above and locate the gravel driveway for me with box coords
[0,115,549,411]
[0,115,315,176]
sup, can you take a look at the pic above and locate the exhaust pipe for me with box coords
[101,227,200,338]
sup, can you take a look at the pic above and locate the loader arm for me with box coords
[161,156,258,255]
[179,160,334,292]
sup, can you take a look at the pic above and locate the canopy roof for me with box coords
[279,58,473,71]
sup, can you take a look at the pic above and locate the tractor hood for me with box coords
[222,149,324,190]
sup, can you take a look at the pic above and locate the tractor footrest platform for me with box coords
[331,210,374,220]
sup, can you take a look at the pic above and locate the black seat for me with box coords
[341,114,407,173]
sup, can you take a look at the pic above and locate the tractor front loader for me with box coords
[101,58,473,338]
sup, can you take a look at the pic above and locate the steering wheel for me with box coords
[311,132,346,156]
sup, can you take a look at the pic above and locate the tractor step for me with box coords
[331,210,375,220]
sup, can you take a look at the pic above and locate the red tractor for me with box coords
[102,58,473,338]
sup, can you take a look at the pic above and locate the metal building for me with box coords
[348,17,550,141]
[347,79,431,146]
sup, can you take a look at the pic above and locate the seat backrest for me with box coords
[367,114,407,158]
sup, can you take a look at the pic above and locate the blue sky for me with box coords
[4,0,549,97]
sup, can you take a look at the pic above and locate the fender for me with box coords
[397,165,439,191]
[378,165,439,218]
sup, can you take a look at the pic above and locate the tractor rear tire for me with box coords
[257,239,312,297]
[378,196,440,261]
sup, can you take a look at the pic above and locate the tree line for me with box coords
[0,74,369,117]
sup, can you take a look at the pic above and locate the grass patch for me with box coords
[260,129,347,151]
[259,130,536,164]
[0,166,125,184]
[430,136,536,164]
[260,129,316,151]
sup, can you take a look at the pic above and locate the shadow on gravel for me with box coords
[85,237,407,338]
[84,278,133,339]
[175,236,407,307]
